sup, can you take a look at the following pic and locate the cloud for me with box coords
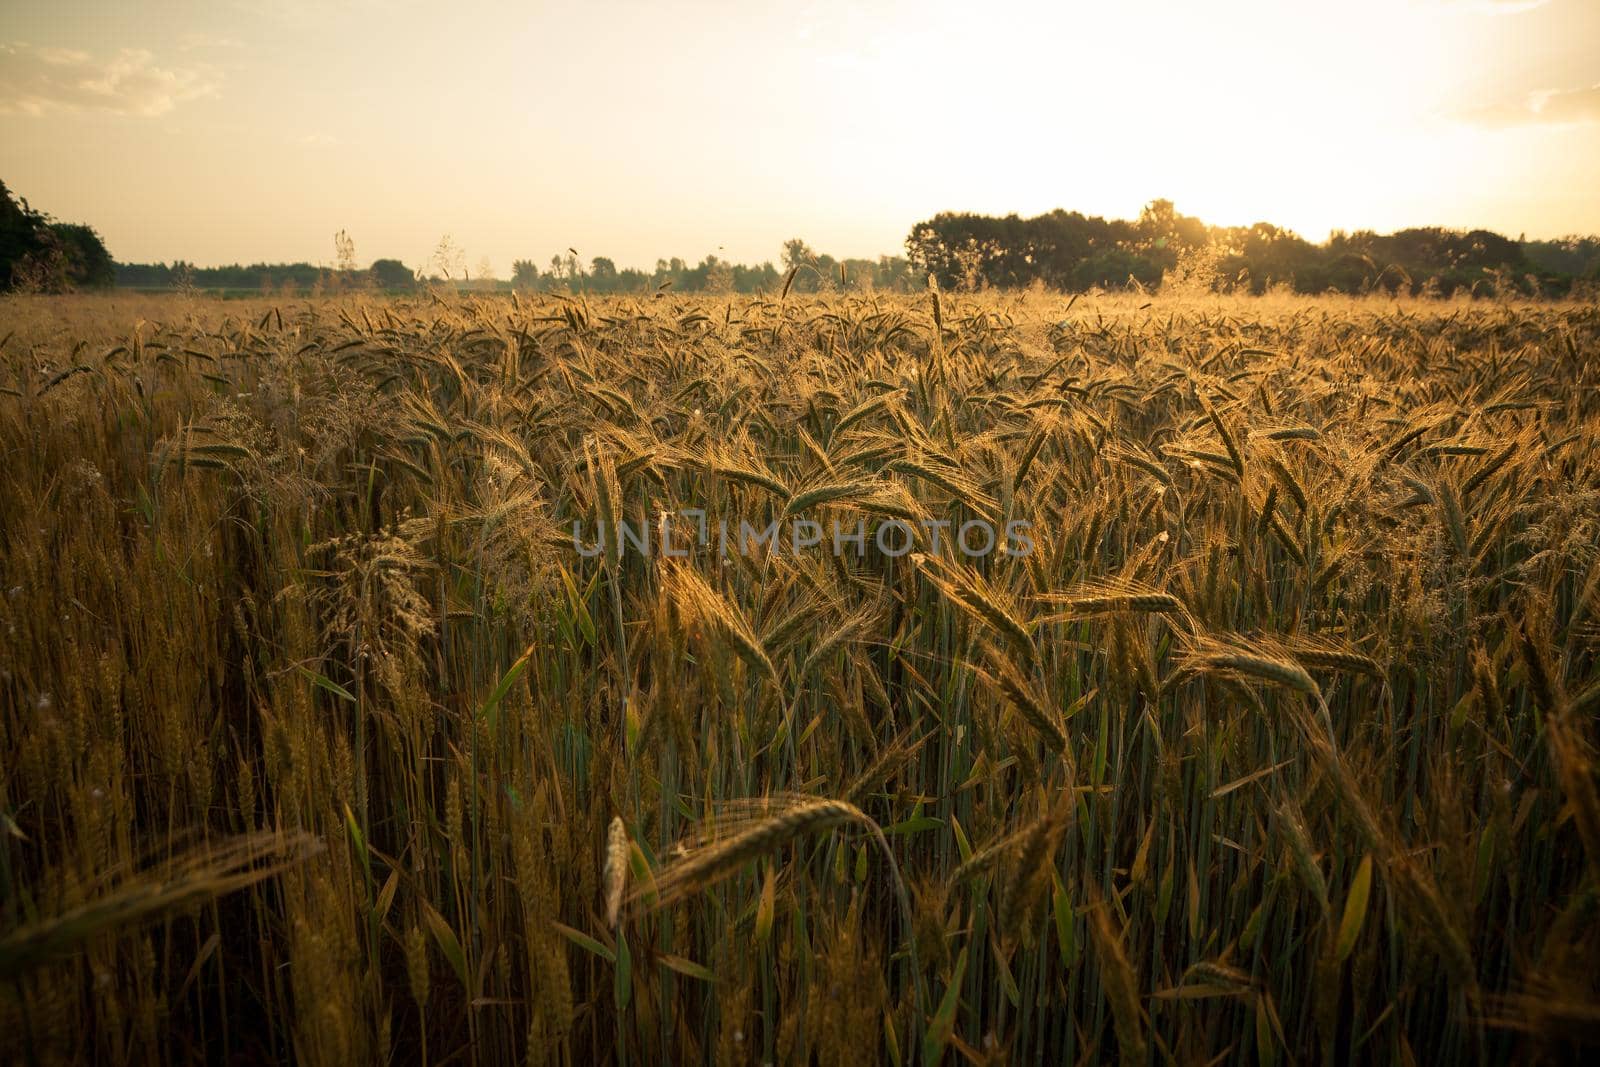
[1467,83,1600,126]
[1526,84,1600,123]
[0,42,219,117]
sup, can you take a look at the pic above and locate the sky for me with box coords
[2,0,1598,275]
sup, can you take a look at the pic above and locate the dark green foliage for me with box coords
[1,180,115,292]
[115,259,409,292]
[47,223,116,289]
[1522,235,1600,280]
[907,199,1592,296]
[369,258,415,290]
[119,245,916,296]
[0,180,52,287]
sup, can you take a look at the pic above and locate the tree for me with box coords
[49,224,115,288]
[511,259,541,290]
[779,239,841,292]
[370,259,415,290]
[1,180,114,291]
[702,255,734,294]
[1523,236,1600,278]
[781,239,815,270]
[1,180,51,288]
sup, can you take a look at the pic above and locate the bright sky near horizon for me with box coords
[2,0,1598,275]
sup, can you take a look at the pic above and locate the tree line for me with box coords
[509,240,917,294]
[108,240,919,296]
[8,178,1600,298]
[113,258,416,293]
[906,199,1600,297]
[1,180,115,292]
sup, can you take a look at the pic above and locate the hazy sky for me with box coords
[3,0,1598,274]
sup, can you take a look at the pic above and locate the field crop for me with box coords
[1,290,1598,1064]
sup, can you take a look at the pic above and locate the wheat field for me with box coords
[1,289,1597,1064]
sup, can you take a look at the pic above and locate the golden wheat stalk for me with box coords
[633,797,896,908]
[0,831,321,980]
[603,816,630,927]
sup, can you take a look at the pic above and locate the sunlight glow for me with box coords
[1,0,1595,269]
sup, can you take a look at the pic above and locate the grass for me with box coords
[1,287,1597,1064]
